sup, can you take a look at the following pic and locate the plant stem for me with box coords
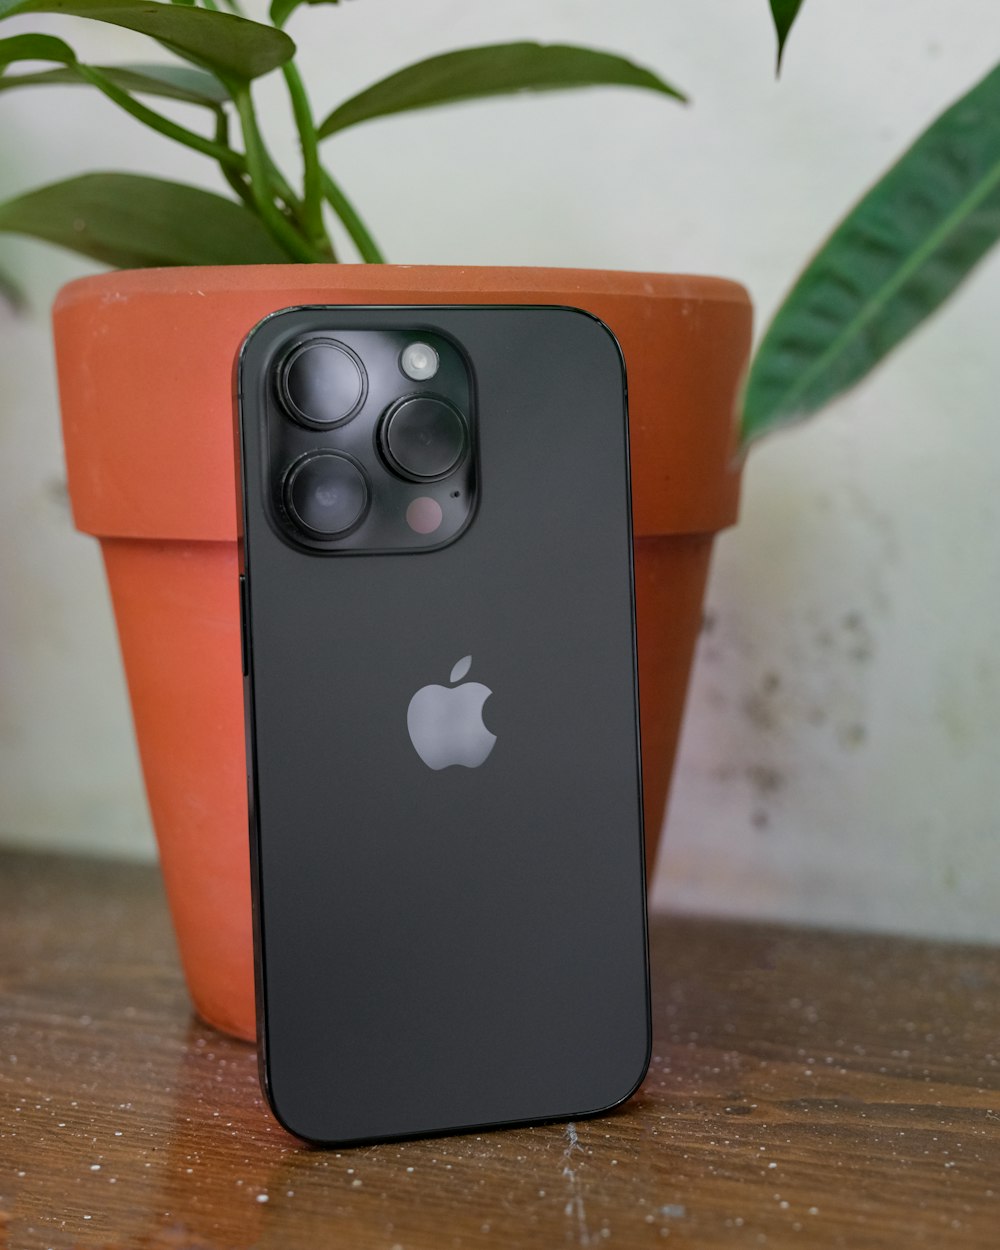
[233,83,324,262]
[79,66,242,172]
[214,108,256,210]
[321,170,386,263]
[82,68,301,222]
[78,62,317,260]
[282,61,334,258]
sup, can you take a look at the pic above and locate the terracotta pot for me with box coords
[53,265,751,1042]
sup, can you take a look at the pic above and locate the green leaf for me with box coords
[0,60,228,103]
[742,61,1000,446]
[0,172,292,265]
[0,34,228,106]
[318,41,685,138]
[270,0,340,30]
[769,0,805,73]
[0,0,294,81]
[0,31,76,68]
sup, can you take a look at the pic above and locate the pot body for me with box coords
[54,266,751,1041]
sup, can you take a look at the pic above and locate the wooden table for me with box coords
[1,850,997,1249]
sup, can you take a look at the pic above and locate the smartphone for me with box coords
[236,304,649,1146]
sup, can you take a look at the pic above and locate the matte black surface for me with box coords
[237,306,649,1146]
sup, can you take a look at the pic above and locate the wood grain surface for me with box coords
[1,849,998,1249]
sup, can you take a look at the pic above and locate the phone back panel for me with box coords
[238,306,649,1144]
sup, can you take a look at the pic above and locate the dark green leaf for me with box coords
[0,60,228,103]
[769,0,805,73]
[318,41,685,138]
[742,61,1000,446]
[0,31,76,69]
[0,172,292,266]
[0,0,294,81]
[0,35,228,107]
[270,0,340,30]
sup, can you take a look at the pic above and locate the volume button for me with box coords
[239,574,249,677]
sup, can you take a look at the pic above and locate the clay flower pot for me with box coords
[53,265,750,1041]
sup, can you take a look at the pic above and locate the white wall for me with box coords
[1,0,998,938]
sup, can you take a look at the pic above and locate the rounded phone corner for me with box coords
[259,1055,332,1147]
[541,304,628,382]
[578,1021,653,1124]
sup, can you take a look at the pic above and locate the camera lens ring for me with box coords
[380,394,469,482]
[283,451,370,539]
[278,338,367,429]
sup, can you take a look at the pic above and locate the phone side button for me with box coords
[239,575,249,677]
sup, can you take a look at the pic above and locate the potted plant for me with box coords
[2,0,997,1040]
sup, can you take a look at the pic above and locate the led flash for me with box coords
[400,341,439,381]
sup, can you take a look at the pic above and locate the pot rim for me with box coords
[53,264,751,542]
[54,263,750,313]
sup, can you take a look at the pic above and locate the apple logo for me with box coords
[407,655,497,770]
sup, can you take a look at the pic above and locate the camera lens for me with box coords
[279,339,366,427]
[284,453,369,537]
[381,396,467,481]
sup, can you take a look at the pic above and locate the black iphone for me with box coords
[236,304,650,1146]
